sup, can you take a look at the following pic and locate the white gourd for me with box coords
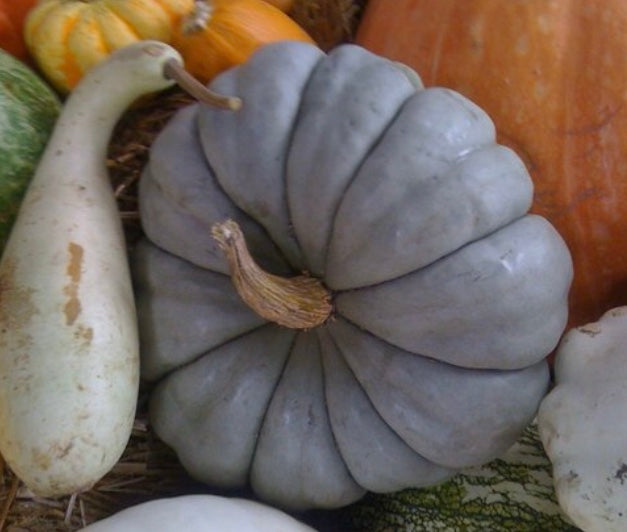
[0,41,182,496]
[538,306,627,532]
[80,494,315,531]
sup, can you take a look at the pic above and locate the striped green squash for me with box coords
[325,423,579,531]
[0,49,60,248]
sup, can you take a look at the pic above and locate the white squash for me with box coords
[0,41,184,497]
[538,306,627,532]
[79,494,315,531]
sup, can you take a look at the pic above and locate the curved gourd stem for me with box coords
[212,219,333,329]
[163,59,242,110]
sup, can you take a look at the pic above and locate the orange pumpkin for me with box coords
[0,0,37,60]
[264,0,293,12]
[356,0,627,330]
[172,0,313,84]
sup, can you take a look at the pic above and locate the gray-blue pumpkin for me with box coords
[132,41,573,511]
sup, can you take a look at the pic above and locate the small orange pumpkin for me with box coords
[356,0,627,330]
[172,0,313,85]
[0,0,37,60]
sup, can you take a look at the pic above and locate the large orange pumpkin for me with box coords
[356,0,627,330]
[0,0,37,60]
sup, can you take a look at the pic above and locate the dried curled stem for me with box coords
[212,219,332,329]
[163,59,242,111]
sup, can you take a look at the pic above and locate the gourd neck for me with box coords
[212,220,333,329]
[50,80,165,170]
[36,46,181,190]
[41,43,239,185]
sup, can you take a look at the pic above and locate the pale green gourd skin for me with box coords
[133,41,574,511]
[338,423,579,532]
[0,41,181,497]
[0,50,60,248]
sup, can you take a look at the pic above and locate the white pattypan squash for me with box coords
[538,306,627,532]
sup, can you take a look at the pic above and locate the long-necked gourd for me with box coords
[0,40,238,497]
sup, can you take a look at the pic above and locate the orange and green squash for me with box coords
[24,0,195,92]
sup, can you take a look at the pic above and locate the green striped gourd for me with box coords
[334,423,579,531]
[0,49,60,248]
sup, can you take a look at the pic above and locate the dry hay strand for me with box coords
[108,88,196,245]
[291,0,367,50]
[0,405,202,531]
[0,1,367,529]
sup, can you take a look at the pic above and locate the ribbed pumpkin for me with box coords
[132,41,572,511]
[24,0,194,92]
[0,0,37,60]
[171,0,313,84]
[356,0,627,330]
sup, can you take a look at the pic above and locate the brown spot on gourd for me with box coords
[10,352,33,392]
[66,243,83,283]
[578,323,602,337]
[64,297,81,325]
[0,258,39,333]
[33,439,78,473]
[64,242,83,325]
[32,449,52,471]
[54,440,74,459]
[74,325,94,345]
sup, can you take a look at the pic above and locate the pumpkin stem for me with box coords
[212,219,333,329]
[182,0,213,34]
[163,59,242,110]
